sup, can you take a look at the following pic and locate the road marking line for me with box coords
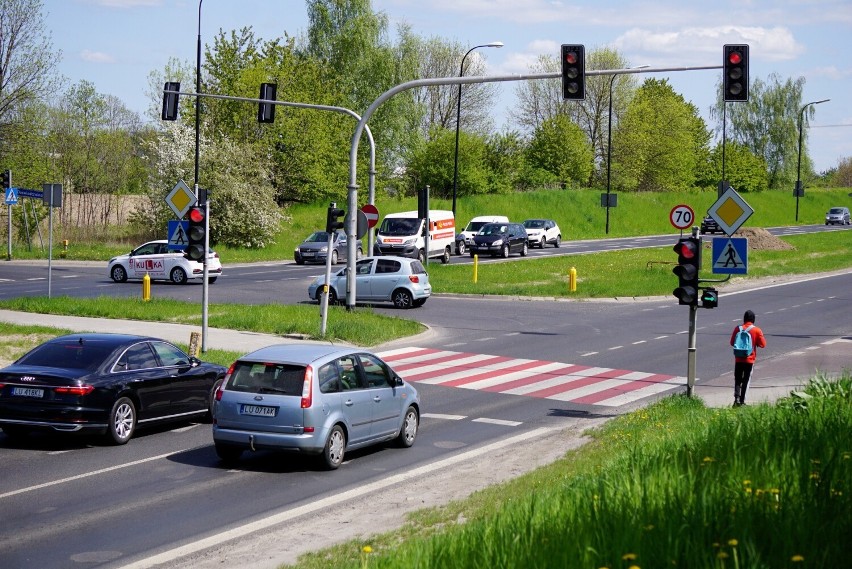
[421,413,466,421]
[473,417,523,427]
[632,340,646,345]
[581,351,597,357]
[0,449,190,500]
[115,428,556,569]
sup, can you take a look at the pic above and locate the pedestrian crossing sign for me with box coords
[168,220,189,250]
[711,237,748,274]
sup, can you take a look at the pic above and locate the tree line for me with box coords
[0,0,847,248]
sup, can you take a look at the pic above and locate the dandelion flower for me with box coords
[717,552,729,559]
[728,539,738,546]
[362,545,373,553]
[791,555,804,562]
[622,553,637,561]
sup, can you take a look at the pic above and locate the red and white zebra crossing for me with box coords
[377,347,686,407]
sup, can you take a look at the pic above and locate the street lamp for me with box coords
[605,65,647,234]
[451,41,503,215]
[795,98,829,222]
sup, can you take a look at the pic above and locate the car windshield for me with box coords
[479,224,508,236]
[305,231,331,243]
[379,218,420,236]
[464,221,488,232]
[829,208,844,214]
[17,341,114,371]
[523,220,545,229]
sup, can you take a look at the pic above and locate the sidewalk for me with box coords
[2,309,848,408]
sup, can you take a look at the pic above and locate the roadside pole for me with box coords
[686,226,701,397]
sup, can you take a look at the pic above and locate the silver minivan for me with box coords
[212,344,420,469]
[825,207,850,225]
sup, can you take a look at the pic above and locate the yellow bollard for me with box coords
[473,254,478,283]
[569,266,577,292]
[142,272,151,301]
[188,331,201,357]
[59,239,69,258]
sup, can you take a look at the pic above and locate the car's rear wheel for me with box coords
[208,277,218,284]
[107,397,136,445]
[110,265,128,283]
[521,242,528,257]
[456,241,466,255]
[392,288,414,309]
[554,235,561,248]
[440,247,451,264]
[396,406,419,448]
[501,244,510,258]
[215,442,243,464]
[170,267,188,285]
[320,425,346,470]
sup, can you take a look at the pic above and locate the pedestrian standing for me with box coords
[730,309,767,406]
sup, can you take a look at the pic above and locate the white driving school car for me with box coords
[108,240,222,285]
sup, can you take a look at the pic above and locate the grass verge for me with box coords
[0,297,425,347]
[289,376,852,569]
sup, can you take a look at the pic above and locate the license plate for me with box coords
[240,404,277,417]
[12,387,44,398]
[302,252,314,257]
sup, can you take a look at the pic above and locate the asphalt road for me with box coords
[0,227,849,568]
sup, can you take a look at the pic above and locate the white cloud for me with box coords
[81,50,116,64]
[612,26,801,63]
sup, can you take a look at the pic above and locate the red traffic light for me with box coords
[564,51,578,65]
[188,207,205,223]
[673,240,698,259]
[728,52,742,65]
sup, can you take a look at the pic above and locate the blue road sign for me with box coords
[4,187,17,205]
[17,188,44,199]
[167,220,190,250]
[712,237,748,274]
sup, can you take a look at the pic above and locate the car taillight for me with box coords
[301,366,313,408]
[409,275,420,283]
[217,363,236,401]
[55,385,95,396]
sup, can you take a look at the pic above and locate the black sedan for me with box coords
[0,333,227,444]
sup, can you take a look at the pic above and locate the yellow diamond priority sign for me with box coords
[166,180,196,219]
[707,186,754,236]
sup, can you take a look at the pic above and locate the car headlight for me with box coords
[319,246,328,253]
[493,239,503,246]
[403,238,415,245]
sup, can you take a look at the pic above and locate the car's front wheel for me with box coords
[170,267,188,285]
[107,397,136,445]
[320,425,346,470]
[396,406,419,448]
[521,242,528,257]
[392,288,414,309]
[110,265,128,283]
[331,250,339,265]
[540,238,547,249]
[501,244,510,258]
[417,249,426,263]
[456,241,466,255]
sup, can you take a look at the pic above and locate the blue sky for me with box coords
[44,0,851,173]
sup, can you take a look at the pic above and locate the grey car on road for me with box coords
[212,344,420,469]
[294,230,362,265]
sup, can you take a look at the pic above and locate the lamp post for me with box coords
[451,41,503,215]
[605,65,647,234]
[795,98,829,222]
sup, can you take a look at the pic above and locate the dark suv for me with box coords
[700,215,724,235]
[470,223,528,258]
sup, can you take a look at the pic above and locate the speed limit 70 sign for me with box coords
[669,204,695,230]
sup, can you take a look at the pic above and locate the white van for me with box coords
[455,215,509,255]
[375,210,455,264]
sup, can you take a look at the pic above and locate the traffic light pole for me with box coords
[201,195,209,352]
[686,303,697,397]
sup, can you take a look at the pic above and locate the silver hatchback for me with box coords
[308,256,431,308]
[212,344,420,469]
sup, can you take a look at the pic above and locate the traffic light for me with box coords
[560,44,585,100]
[723,44,749,102]
[186,206,207,261]
[257,82,277,123]
[1,170,9,189]
[672,237,701,306]
[326,203,344,234]
[701,287,718,309]
[162,81,181,121]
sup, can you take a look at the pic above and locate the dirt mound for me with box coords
[706,227,794,251]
